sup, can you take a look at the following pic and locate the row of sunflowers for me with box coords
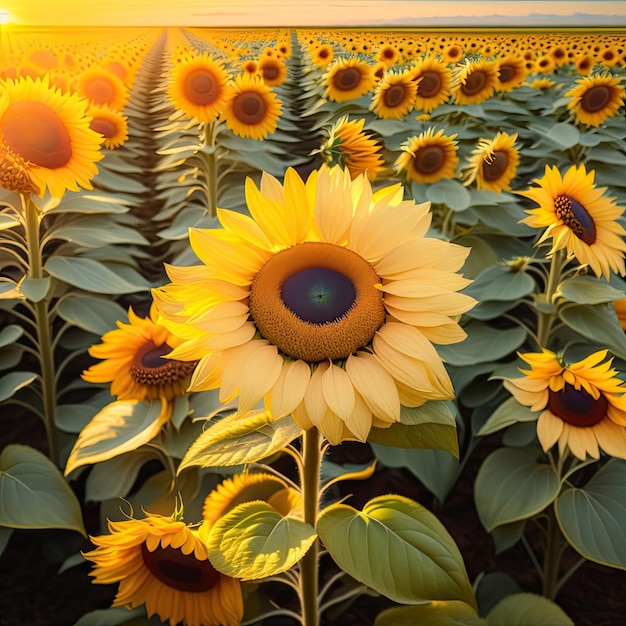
[1,23,626,626]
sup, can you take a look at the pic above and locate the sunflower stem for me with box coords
[542,504,564,600]
[22,193,59,465]
[202,121,218,219]
[299,427,321,626]
[536,248,566,348]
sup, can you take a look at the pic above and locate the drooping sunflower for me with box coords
[462,131,519,193]
[565,73,625,127]
[495,55,528,93]
[220,73,282,140]
[257,55,287,87]
[452,58,499,105]
[519,163,626,280]
[153,166,475,445]
[322,56,375,102]
[87,104,129,150]
[75,66,130,112]
[0,75,103,198]
[395,128,459,184]
[168,53,231,124]
[318,115,386,181]
[409,56,452,113]
[369,69,417,120]
[83,511,244,626]
[504,349,626,460]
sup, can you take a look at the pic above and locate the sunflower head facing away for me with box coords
[153,166,475,445]
[463,131,519,193]
[83,511,243,626]
[519,163,626,280]
[0,75,104,198]
[504,349,626,460]
[565,73,625,127]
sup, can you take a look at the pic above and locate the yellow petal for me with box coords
[341,392,372,442]
[321,362,355,422]
[537,410,563,453]
[267,359,312,419]
[238,344,284,414]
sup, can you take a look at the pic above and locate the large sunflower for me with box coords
[319,115,386,181]
[0,75,103,198]
[87,104,129,150]
[565,73,625,127]
[395,127,459,184]
[322,56,375,102]
[168,53,231,124]
[519,164,626,280]
[409,56,452,113]
[153,166,475,445]
[462,131,519,193]
[369,69,417,120]
[83,511,243,626]
[220,73,282,140]
[452,58,499,105]
[504,349,626,460]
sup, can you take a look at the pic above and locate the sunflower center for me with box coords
[318,48,330,59]
[547,383,608,427]
[383,84,407,108]
[333,67,362,91]
[498,65,515,83]
[83,76,116,106]
[184,68,220,105]
[482,150,509,181]
[462,70,487,95]
[413,145,444,175]
[1,100,72,169]
[89,117,117,140]
[417,71,441,97]
[554,194,596,244]
[141,543,220,593]
[249,242,386,363]
[130,340,197,386]
[262,64,279,81]
[581,85,611,113]
[232,91,266,125]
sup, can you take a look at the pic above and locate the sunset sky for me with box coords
[2,0,626,27]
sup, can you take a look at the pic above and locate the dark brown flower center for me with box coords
[581,85,611,113]
[232,90,267,125]
[554,195,597,244]
[547,383,608,427]
[333,67,362,91]
[383,83,407,108]
[482,150,509,181]
[416,71,441,97]
[141,543,220,593]
[261,63,280,81]
[498,65,515,83]
[183,68,220,105]
[462,70,487,95]
[130,340,197,386]
[89,117,117,139]
[413,145,444,175]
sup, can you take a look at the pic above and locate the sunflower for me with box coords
[310,43,334,67]
[153,166,475,445]
[220,73,282,140]
[395,128,459,184]
[504,349,626,460]
[409,56,452,113]
[565,73,625,127]
[0,75,103,198]
[495,55,528,92]
[82,303,197,407]
[257,55,287,87]
[462,131,519,193]
[83,511,243,626]
[442,43,464,64]
[575,54,594,76]
[369,69,417,120]
[519,164,626,280]
[375,44,400,66]
[241,59,259,75]
[534,54,556,74]
[318,115,386,181]
[322,56,375,102]
[75,66,130,112]
[87,105,128,150]
[452,58,499,105]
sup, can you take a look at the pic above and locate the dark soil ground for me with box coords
[1,409,625,626]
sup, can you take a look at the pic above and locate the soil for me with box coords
[1,410,625,626]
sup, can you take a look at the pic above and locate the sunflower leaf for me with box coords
[556,458,626,570]
[318,495,477,608]
[0,370,38,403]
[206,501,316,580]
[56,295,128,335]
[486,593,574,626]
[556,275,626,305]
[0,444,86,536]
[478,396,540,436]
[374,602,486,626]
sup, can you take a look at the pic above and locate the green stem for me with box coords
[299,428,322,626]
[22,194,58,465]
[536,248,566,348]
[202,122,218,219]
[542,504,563,600]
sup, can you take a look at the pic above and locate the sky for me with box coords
[2,0,626,27]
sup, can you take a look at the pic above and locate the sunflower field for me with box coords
[2,24,626,626]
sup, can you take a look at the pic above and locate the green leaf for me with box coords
[486,593,574,626]
[57,295,127,335]
[45,257,150,294]
[0,526,14,557]
[0,214,20,230]
[73,606,147,626]
[478,397,540,436]
[55,403,99,433]
[48,217,148,247]
[375,602,486,626]
[556,458,626,569]
[64,399,167,475]
[559,303,626,359]
[19,277,51,302]
[426,179,472,212]
[0,324,23,348]
[318,495,476,608]
[545,123,580,149]
[464,265,535,302]
[205,501,316,580]
[178,410,302,471]
[475,447,559,532]
[0,444,85,536]
[557,275,625,305]
[0,371,38,403]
